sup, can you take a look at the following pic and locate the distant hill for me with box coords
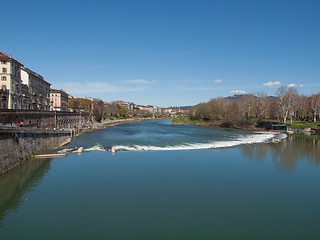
[170,106,193,110]
[226,94,276,101]
[226,94,246,101]
[267,96,276,101]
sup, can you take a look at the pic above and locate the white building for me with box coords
[0,51,23,109]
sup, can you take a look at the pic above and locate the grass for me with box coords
[171,116,189,124]
[175,117,320,130]
[265,119,320,129]
[288,120,320,129]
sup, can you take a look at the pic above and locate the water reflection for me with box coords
[0,158,52,225]
[241,134,320,171]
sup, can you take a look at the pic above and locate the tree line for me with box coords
[188,87,320,128]
[67,98,129,121]
[67,98,158,122]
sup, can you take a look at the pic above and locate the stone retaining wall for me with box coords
[0,129,71,175]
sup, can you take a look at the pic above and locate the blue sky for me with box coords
[2,0,320,107]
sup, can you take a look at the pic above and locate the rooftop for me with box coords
[50,89,68,95]
[21,67,51,85]
[0,51,23,66]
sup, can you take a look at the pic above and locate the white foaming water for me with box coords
[58,148,74,153]
[84,144,106,152]
[113,133,276,152]
[274,133,289,141]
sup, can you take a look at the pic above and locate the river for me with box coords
[0,119,319,239]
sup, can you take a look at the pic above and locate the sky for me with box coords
[1,0,320,107]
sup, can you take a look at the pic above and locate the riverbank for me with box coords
[172,116,262,132]
[172,116,320,134]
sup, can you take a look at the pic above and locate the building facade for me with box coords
[50,89,69,111]
[0,51,23,109]
[114,100,136,114]
[21,67,51,110]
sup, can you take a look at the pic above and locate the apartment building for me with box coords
[0,51,53,110]
[50,89,69,111]
[21,67,51,110]
[0,51,23,109]
[114,100,135,113]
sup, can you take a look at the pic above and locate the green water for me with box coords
[0,120,319,239]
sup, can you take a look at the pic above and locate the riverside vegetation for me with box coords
[67,98,161,122]
[174,86,320,130]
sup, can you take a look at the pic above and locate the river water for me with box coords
[1,120,320,239]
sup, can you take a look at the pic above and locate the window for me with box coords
[2,68,7,73]
[1,76,6,81]
[2,85,6,90]
[1,60,7,64]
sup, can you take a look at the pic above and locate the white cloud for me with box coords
[57,82,148,95]
[214,79,222,84]
[263,81,281,87]
[124,79,148,84]
[230,90,246,95]
[288,83,303,88]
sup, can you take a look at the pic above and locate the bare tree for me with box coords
[287,87,299,125]
[188,88,319,128]
[253,92,269,119]
[275,86,289,124]
[238,94,256,118]
[296,95,308,121]
[309,94,320,122]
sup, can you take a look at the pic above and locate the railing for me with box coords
[0,109,90,115]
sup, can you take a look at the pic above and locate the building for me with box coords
[161,107,188,116]
[135,104,160,116]
[0,51,52,111]
[127,102,135,113]
[50,89,69,111]
[85,97,95,102]
[21,67,51,110]
[114,100,134,112]
[114,100,128,108]
[20,83,30,110]
[0,51,23,109]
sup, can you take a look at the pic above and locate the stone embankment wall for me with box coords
[0,109,92,129]
[0,128,71,175]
